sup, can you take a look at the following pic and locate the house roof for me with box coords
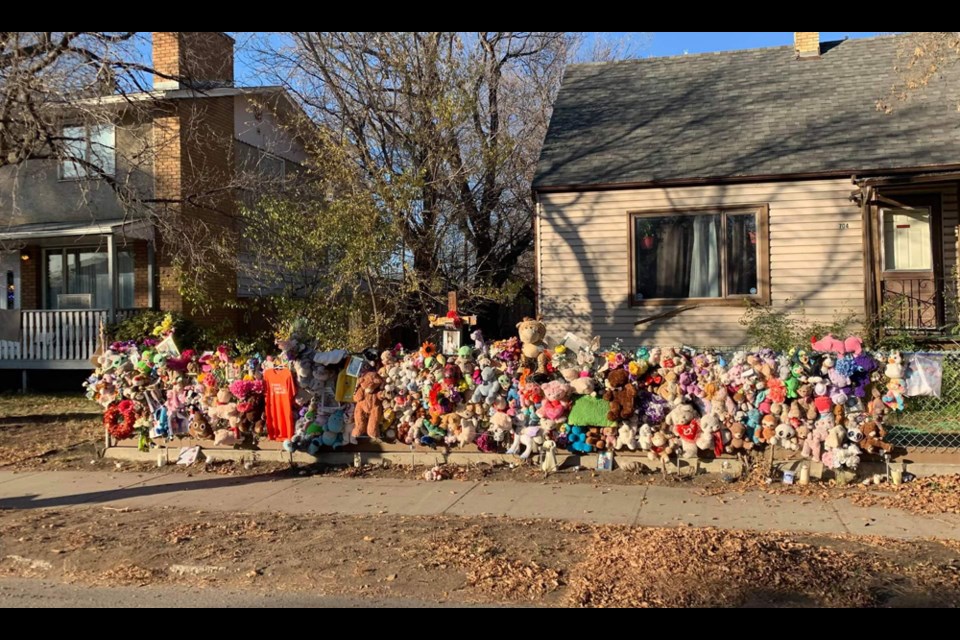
[533,34,960,191]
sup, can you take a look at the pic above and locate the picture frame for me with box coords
[442,329,462,356]
[596,451,613,472]
[346,355,364,378]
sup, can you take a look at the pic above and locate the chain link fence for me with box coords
[887,351,960,454]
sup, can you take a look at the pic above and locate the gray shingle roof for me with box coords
[533,35,960,190]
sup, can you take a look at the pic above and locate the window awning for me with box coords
[0,218,153,242]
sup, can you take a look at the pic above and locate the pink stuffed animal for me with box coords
[811,334,864,356]
[537,380,572,422]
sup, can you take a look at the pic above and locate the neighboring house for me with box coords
[533,32,960,347]
[0,32,306,373]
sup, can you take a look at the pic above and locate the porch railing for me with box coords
[880,277,956,335]
[0,308,148,366]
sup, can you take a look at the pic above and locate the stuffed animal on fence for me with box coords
[352,371,385,439]
[858,420,893,455]
[604,368,636,421]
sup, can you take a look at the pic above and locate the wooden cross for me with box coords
[428,291,477,328]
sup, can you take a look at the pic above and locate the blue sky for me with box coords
[642,32,881,57]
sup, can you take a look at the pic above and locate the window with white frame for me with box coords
[61,124,115,179]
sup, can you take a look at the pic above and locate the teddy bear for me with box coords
[657,370,681,405]
[858,420,893,455]
[604,368,637,421]
[758,414,778,444]
[665,403,700,458]
[585,427,604,451]
[538,380,572,422]
[569,373,596,396]
[727,420,753,454]
[457,413,479,448]
[637,424,653,451]
[616,420,639,451]
[696,412,724,456]
[516,317,548,374]
[801,419,829,461]
[648,429,676,461]
[440,412,463,446]
[470,366,500,405]
[352,371,385,439]
[602,426,618,450]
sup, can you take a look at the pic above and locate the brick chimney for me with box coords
[794,32,820,58]
[152,32,234,90]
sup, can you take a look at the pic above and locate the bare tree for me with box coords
[240,32,570,335]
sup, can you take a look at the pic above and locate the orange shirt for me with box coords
[263,368,295,441]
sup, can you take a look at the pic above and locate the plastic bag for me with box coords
[903,352,944,397]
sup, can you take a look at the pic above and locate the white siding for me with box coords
[537,179,865,346]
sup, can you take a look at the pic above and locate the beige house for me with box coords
[533,32,960,346]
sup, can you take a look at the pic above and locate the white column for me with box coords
[147,241,156,309]
[106,233,116,323]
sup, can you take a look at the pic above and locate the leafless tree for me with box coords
[243,32,643,336]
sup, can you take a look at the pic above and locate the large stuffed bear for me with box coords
[352,371,385,439]
[516,317,548,374]
[665,403,700,459]
[604,368,636,421]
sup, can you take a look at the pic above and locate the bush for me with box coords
[739,301,860,352]
[107,311,202,348]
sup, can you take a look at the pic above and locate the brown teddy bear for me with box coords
[727,420,753,453]
[859,420,893,454]
[657,370,681,404]
[516,317,548,374]
[586,427,604,450]
[604,368,636,421]
[352,371,385,439]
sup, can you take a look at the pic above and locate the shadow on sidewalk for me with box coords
[0,469,299,511]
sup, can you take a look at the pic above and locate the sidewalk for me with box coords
[1,470,957,540]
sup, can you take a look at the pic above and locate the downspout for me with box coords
[533,194,542,319]
[854,176,878,342]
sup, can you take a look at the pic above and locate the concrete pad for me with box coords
[119,474,311,512]
[830,501,960,540]
[255,477,479,516]
[637,487,848,534]
[0,471,41,486]
[0,471,159,510]
[446,482,647,525]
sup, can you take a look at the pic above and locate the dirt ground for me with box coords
[0,506,958,607]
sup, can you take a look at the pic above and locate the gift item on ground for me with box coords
[84,314,900,473]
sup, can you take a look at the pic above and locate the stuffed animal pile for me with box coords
[86,314,901,473]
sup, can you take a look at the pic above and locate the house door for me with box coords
[0,252,20,310]
[878,195,943,331]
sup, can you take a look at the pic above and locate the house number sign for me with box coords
[838,223,850,230]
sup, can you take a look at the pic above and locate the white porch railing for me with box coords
[0,310,106,364]
[0,309,147,367]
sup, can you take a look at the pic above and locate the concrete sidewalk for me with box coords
[0,470,957,540]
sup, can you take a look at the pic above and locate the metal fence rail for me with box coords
[887,350,960,453]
